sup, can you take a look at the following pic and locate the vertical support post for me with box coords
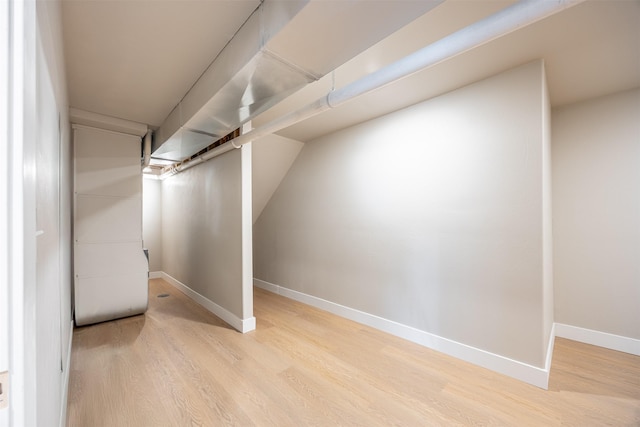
[240,122,255,332]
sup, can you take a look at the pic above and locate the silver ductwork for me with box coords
[227,0,583,151]
[152,0,443,163]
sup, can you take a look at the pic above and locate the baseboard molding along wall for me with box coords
[59,319,74,427]
[555,323,640,356]
[161,272,256,333]
[150,273,638,386]
[254,279,552,389]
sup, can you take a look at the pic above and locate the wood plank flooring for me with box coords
[66,278,640,426]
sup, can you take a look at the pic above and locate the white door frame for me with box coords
[2,0,38,426]
[1,0,11,424]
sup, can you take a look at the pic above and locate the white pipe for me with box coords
[161,119,254,178]
[228,0,580,148]
[159,142,236,179]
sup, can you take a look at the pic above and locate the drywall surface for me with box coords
[255,61,549,367]
[34,0,74,425]
[552,88,640,339]
[143,178,163,272]
[252,134,303,223]
[162,148,248,320]
[35,34,64,427]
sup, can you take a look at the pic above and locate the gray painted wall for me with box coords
[162,147,250,320]
[254,61,552,367]
[252,134,304,223]
[552,88,640,339]
[143,178,163,272]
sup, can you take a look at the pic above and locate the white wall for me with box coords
[162,146,254,329]
[143,178,163,272]
[552,88,640,340]
[1,0,73,425]
[252,134,304,223]
[254,61,552,374]
[36,0,74,424]
[35,37,63,427]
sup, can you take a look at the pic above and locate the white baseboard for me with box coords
[555,323,640,356]
[149,271,162,279]
[162,272,255,333]
[254,278,551,389]
[59,319,74,427]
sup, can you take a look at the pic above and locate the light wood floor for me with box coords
[66,278,640,426]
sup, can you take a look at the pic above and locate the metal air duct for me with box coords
[151,0,443,163]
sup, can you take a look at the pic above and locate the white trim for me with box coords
[69,108,147,137]
[71,123,143,141]
[162,272,256,333]
[8,0,38,424]
[0,3,9,425]
[555,323,640,356]
[58,320,73,427]
[254,279,550,389]
[255,279,279,294]
[148,271,162,280]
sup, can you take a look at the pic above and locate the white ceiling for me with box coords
[62,0,640,141]
[62,0,261,127]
